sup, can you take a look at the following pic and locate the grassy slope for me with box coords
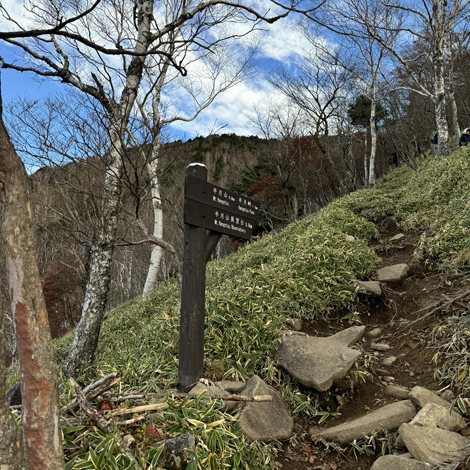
[10,148,470,469]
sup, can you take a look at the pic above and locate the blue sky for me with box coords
[0,2,311,141]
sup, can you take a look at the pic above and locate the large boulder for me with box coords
[309,400,416,444]
[371,455,431,470]
[275,326,365,392]
[399,423,470,465]
[238,375,293,442]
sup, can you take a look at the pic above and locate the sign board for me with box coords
[184,175,259,240]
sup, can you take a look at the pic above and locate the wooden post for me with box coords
[178,164,209,391]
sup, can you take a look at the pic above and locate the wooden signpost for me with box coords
[178,164,259,391]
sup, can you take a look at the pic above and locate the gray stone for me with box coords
[390,233,405,242]
[309,400,416,444]
[6,382,21,406]
[286,318,302,331]
[399,423,470,465]
[371,342,391,351]
[366,327,383,339]
[275,326,365,392]
[216,380,246,393]
[156,434,195,470]
[409,386,452,409]
[409,402,465,432]
[189,383,236,413]
[377,264,410,283]
[440,389,456,402]
[371,455,431,470]
[357,280,382,296]
[382,356,397,367]
[385,385,410,399]
[239,375,293,442]
[346,235,356,242]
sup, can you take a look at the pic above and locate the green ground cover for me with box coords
[9,147,470,469]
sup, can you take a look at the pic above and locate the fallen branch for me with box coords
[115,415,146,426]
[408,290,470,327]
[167,390,273,402]
[69,378,144,470]
[107,403,169,417]
[62,372,122,414]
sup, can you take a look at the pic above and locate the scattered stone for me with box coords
[409,386,452,410]
[216,380,246,393]
[156,434,195,469]
[377,264,410,283]
[390,233,405,242]
[409,402,465,432]
[382,356,398,367]
[189,383,236,413]
[239,375,293,442]
[286,318,302,331]
[275,326,365,392]
[371,343,391,351]
[346,235,355,242]
[361,208,376,218]
[371,455,431,470]
[366,327,383,339]
[309,400,416,444]
[440,389,456,402]
[122,434,136,452]
[6,382,21,406]
[399,423,470,465]
[357,280,382,296]
[385,385,410,399]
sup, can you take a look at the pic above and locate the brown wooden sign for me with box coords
[178,164,260,391]
[184,175,259,240]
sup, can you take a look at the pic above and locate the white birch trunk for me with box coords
[433,51,450,157]
[363,132,368,186]
[368,85,378,187]
[62,1,154,378]
[142,141,164,299]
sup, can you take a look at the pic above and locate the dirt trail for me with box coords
[276,217,470,470]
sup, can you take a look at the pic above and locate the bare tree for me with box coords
[0,0,301,377]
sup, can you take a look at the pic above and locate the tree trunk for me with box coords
[433,52,450,157]
[363,131,369,186]
[142,138,164,299]
[0,291,24,469]
[0,109,64,469]
[62,1,154,378]
[369,97,377,187]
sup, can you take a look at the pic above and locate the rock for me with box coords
[399,423,470,465]
[239,375,293,441]
[409,386,452,409]
[357,280,382,296]
[385,385,410,399]
[309,400,416,444]
[156,434,195,470]
[346,235,356,242]
[6,382,21,406]
[389,233,405,242]
[275,326,365,392]
[366,327,384,339]
[361,208,376,218]
[371,343,391,351]
[216,380,246,393]
[382,356,397,367]
[377,264,410,283]
[286,318,302,331]
[371,455,431,470]
[409,402,465,432]
[440,389,455,402]
[189,383,236,413]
